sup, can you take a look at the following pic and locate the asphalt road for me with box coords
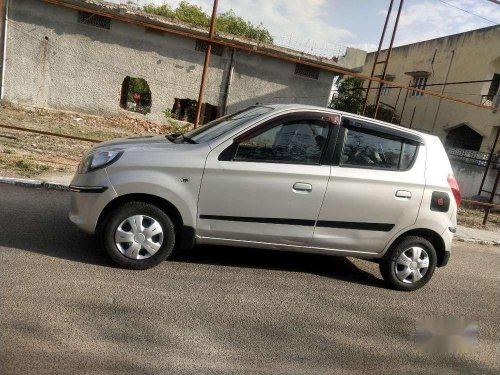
[0,184,498,375]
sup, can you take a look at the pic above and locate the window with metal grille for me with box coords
[77,11,111,30]
[294,64,319,80]
[381,77,394,96]
[411,76,428,97]
[195,40,223,56]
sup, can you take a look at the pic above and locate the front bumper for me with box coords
[68,169,117,233]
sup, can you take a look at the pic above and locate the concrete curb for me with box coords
[0,176,69,191]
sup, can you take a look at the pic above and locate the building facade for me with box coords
[0,0,366,124]
[362,25,500,152]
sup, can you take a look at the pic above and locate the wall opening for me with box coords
[294,63,319,80]
[77,11,111,30]
[195,40,224,56]
[445,125,483,151]
[120,77,152,114]
[172,98,219,124]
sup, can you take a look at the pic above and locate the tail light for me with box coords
[447,174,461,207]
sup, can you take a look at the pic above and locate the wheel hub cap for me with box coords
[395,246,429,284]
[134,233,146,243]
[114,215,164,260]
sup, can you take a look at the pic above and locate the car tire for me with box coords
[100,201,176,270]
[379,236,437,291]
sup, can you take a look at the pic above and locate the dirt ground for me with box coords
[457,205,500,230]
[0,102,190,179]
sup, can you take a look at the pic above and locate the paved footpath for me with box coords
[456,225,500,244]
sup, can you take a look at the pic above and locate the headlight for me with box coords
[78,150,123,174]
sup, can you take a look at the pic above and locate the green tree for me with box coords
[143,1,273,43]
[127,77,151,114]
[329,77,365,114]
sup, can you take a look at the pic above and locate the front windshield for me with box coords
[183,106,273,143]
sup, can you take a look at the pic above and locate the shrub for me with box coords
[143,1,273,43]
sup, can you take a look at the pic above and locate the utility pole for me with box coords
[362,0,404,119]
[194,0,218,128]
[372,0,404,119]
[361,0,393,115]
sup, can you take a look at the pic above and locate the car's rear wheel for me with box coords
[101,201,176,269]
[379,236,437,291]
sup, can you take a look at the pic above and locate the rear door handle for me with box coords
[293,182,312,193]
[395,190,412,199]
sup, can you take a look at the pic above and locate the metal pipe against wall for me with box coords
[373,0,404,118]
[482,169,500,225]
[0,0,9,100]
[194,0,218,128]
[399,80,411,125]
[409,106,416,129]
[430,50,455,133]
[0,0,3,37]
[361,0,394,115]
[478,126,500,195]
[391,87,402,123]
[222,48,235,116]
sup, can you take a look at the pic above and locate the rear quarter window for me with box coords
[340,126,419,171]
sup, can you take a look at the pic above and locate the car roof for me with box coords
[261,103,438,143]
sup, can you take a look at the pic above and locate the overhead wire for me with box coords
[435,0,499,25]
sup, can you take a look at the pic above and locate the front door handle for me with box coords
[395,190,412,199]
[293,182,312,193]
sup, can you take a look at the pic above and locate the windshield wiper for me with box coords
[165,134,177,142]
[165,133,197,144]
[181,134,197,144]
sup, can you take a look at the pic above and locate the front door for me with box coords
[197,113,335,246]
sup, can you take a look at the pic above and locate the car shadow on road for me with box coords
[0,185,385,288]
[174,245,387,289]
[0,185,111,267]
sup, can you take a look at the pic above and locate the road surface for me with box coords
[0,184,498,375]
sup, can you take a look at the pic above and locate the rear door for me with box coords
[197,112,338,246]
[312,117,426,254]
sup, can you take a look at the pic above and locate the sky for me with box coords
[109,0,500,57]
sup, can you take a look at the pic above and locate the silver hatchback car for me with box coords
[69,104,460,291]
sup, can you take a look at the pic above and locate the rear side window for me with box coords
[341,128,418,170]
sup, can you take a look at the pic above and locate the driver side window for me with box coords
[234,119,330,164]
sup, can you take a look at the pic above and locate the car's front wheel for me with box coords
[101,201,176,269]
[379,236,437,291]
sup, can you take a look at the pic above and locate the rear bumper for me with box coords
[437,225,454,268]
[440,250,451,267]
